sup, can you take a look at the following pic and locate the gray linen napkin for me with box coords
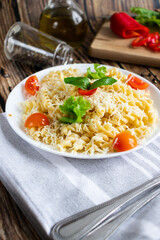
[0,112,160,240]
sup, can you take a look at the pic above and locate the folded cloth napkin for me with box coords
[0,112,160,240]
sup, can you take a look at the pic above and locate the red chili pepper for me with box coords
[148,32,160,44]
[132,32,160,52]
[132,35,150,47]
[147,32,160,51]
[110,12,149,39]
[148,42,160,52]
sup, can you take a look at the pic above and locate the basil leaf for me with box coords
[90,77,117,90]
[59,96,91,123]
[64,65,115,92]
[64,77,91,90]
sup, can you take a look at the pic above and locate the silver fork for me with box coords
[50,175,160,240]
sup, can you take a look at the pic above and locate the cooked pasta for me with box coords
[22,67,158,154]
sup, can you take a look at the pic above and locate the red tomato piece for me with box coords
[127,74,149,90]
[25,113,49,128]
[78,88,97,96]
[25,75,40,95]
[113,132,137,152]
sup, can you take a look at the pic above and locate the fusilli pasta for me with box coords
[22,67,158,154]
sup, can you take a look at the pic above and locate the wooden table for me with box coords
[0,0,160,239]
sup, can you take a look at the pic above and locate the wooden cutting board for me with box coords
[89,21,160,68]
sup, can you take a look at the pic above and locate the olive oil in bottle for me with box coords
[39,0,88,48]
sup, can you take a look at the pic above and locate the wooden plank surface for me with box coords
[0,0,160,240]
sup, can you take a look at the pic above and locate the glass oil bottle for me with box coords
[39,0,88,48]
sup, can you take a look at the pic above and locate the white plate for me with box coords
[5,63,160,159]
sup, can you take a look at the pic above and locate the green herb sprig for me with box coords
[130,7,160,29]
[59,64,117,124]
[87,64,107,79]
[59,96,91,123]
[64,64,117,90]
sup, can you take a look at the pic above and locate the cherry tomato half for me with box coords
[25,113,49,128]
[78,88,97,96]
[127,74,149,90]
[25,75,40,95]
[113,132,137,152]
